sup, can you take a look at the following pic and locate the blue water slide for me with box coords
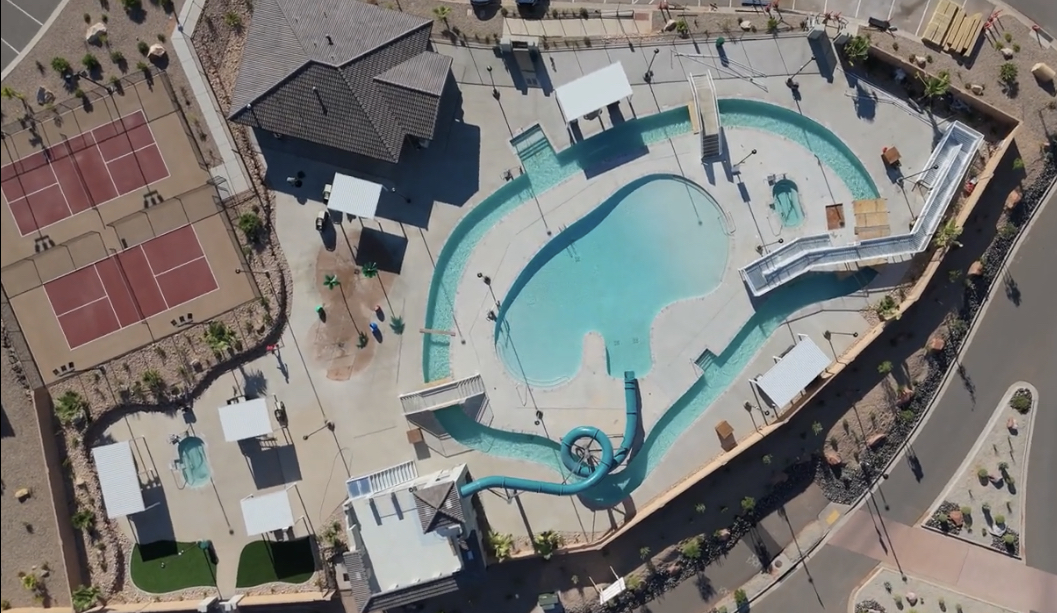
[458,371,640,498]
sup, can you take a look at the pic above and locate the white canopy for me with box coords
[218,398,272,442]
[241,488,295,535]
[555,62,633,123]
[92,442,146,519]
[328,173,384,219]
[753,335,831,409]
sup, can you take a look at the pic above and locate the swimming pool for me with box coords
[177,436,211,488]
[423,99,880,502]
[772,179,804,228]
[495,175,728,386]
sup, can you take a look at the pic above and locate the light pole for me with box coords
[486,65,499,99]
[735,148,758,167]
[897,164,939,186]
[643,48,660,82]
[477,272,499,306]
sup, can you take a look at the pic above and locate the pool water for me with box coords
[495,175,728,386]
[177,436,211,488]
[772,179,804,228]
[423,99,881,502]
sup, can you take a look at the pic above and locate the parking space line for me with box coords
[887,0,897,20]
[4,0,43,25]
[855,0,863,17]
[1,37,19,53]
[914,0,934,36]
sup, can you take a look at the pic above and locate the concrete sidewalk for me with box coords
[829,509,1057,612]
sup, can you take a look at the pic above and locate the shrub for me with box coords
[224,11,242,27]
[998,461,1009,471]
[84,12,92,22]
[639,546,651,560]
[733,589,748,605]
[994,514,1005,525]
[71,508,96,530]
[486,531,514,561]
[935,512,949,524]
[977,467,989,479]
[1010,389,1031,413]
[960,505,972,517]
[51,56,72,74]
[136,61,150,71]
[109,50,124,63]
[237,211,264,241]
[741,496,756,513]
[82,53,101,71]
[121,0,142,12]
[137,40,150,55]
[766,16,779,32]
[1003,31,1013,42]
[55,390,87,424]
[532,530,562,559]
[981,502,991,512]
[1012,157,1025,170]
[72,585,101,613]
[680,537,702,559]
[1012,43,1021,52]
[999,62,1018,84]
[1003,533,1016,545]
[878,360,893,374]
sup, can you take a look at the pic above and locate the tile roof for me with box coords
[228,0,452,162]
[343,551,461,613]
[413,482,464,533]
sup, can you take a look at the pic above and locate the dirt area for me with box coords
[0,0,216,166]
[0,349,71,608]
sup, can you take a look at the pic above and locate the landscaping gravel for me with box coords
[855,567,1016,613]
[923,383,1037,556]
[0,349,71,608]
[0,0,216,165]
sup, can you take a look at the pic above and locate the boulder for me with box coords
[825,451,844,466]
[1004,189,1021,211]
[740,20,753,31]
[1007,417,1018,431]
[36,86,54,106]
[928,337,945,352]
[867,433,886,449]
[968,260,984,277]
[715,529,731,541]
[148,44,167,60]
[15,488,31,501]
[949,509,964,527]
[906,592,918,605]
[86,22,107,44]
[1001,47,1014,59]
[913,55,927,67]
[969,83,986,95]
[664,19,677,32]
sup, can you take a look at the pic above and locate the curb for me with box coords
[0,0,73,80]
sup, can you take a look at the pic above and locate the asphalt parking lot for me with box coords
[1,0,62,75]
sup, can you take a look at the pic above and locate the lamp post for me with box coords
[643,48,660,83]
[477,272,499,305]
[486,65,499,99]
[897,164,939,186]
[735,148,758,167]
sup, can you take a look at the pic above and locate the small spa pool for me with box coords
[772,179,804,228]
[177,436,211,488]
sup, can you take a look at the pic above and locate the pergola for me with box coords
[218,398,273,442]
[92,441,148,519]
[752,334,831,409]
[240,486,296,536]
[555,62,633,124]
[326,173,384,220]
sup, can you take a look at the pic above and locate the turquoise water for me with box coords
[177,436,211,488]
[422,107,694,381]
[422,99,881,503]
[773,179,805,228]
[441,271,874,505]
[719,99,880,201]
[495,175,728,386]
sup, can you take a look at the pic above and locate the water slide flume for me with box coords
[458,372,640,498]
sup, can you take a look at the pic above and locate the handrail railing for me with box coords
[740,121,983,296]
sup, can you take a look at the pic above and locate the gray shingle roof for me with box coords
[413,482,463,533]
[342,551,461,613]
[228,0,452,162]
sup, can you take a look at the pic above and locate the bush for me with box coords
[977,467,989,479]
[999,62,1018,84]
[121,0,142,11]
[734,589,748,605]
[237,211,264,241]
[110,50,125,63]
[224,11,242,27]
[1003,533,1016,545]
[994,514,1005,525]
[1009,389,1031,413]
[82,53,101,71]
[137,40,150,55]
[680,537,702,559]
[51,56,72,74]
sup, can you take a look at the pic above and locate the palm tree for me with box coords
[72,585,102,612]
[919,70,951,101]
[71,508,96,531]
[843,35,871,65]
[323,274,340,290]
[361,262,379,279]
[54,391,88,425]
[237,212,263,242]
[432,5,451,27]
[389,315,405,334]
[204,321,235,353]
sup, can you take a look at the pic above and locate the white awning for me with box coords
[92,442,146,519]
[218,398,272,442]
[555,62,633,123]
[241,489,295,535]
[328,173,384,219]
[754,336,831,409]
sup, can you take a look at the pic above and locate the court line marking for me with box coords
[108,253,144,326]
[139,244,172,311]
[4,0,43,25]
[152,254,208,278]
[6,178,61,202]
[190,224,221,292]
[1,37,18,53]
[48,152,74,217]
[53,294,109,319]
[93,265,122,328]
[855,0,863,18]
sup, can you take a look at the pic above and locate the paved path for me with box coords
[751,183,1056,612]
[0,0,64,75]
[831,509,1057,611]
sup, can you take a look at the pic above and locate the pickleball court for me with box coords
[1,110,169,236]
[45,225,219,349]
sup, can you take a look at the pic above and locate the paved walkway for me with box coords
[829,509,1057,612]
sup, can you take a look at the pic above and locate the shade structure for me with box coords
[555,62,633,123]
[328,173,384,219]
[753,336,831,409]
[92,441,146,519]
[241,489,295,535]
[218,398,272,442]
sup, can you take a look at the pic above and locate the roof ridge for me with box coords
[271,0,313,61]
[336,67,402,161]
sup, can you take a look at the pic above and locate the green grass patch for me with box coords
[130,541,217,593]
[235,538,316,588]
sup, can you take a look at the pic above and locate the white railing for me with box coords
[740,121,983,296]
[399,374,486,415]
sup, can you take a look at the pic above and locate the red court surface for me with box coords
[1,110,170,236]
[44,225,219,349]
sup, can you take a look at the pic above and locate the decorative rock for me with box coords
[1001,47,1014,59]
[36,86,54,106]
[148,44,167,60]
[15,488,31,501]
[913,55,927,67]
[740,20,753,31]
[1004,189,1021,210]
[906,592,918,605]
[969,83,986,95]
[664,19,677,32]
[86,22,107,44]
[897,387,915,405]
[968,260,984,277]
[867,433,886,449]
[1007,417,1018,431]
[949,509,963,526]
[825,451,844,466]
[716,529,731,541]
[928,336,945,352]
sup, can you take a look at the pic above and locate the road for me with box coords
[752,184,1057,613]
[1004,0,1057,37]
[0,0,63,76]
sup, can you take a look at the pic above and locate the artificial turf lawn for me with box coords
[235,537,316,588]
[130,541,217,593]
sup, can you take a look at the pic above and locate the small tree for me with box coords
[877,360,893,375]
[932,219,963,248]
[843,35,871,64]
[71,508,96,531]
[51,56,72,74]
[680,537,702,559]
[811,421,823,436]
[432,5,451,26]
[55,390,88,425]
[999,62,1018,86]
[72,585,101,612]
[918,70,951,100]
[237,212,263,242]
[741,496,756,514]
[361,262,379,279]
[639,546,651,560]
